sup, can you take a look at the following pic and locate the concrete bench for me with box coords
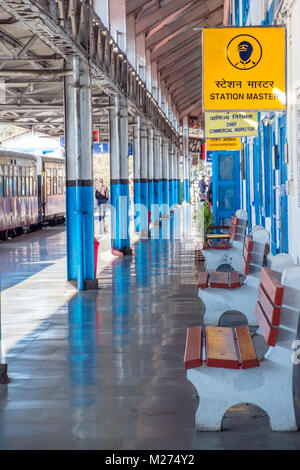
[198,228,281,325]
[202,210,248,272]
[197,233,256,289]
[184,265,300,431]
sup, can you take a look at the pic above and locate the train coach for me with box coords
[0,150,66,240]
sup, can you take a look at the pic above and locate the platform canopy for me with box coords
[126,0,224,123]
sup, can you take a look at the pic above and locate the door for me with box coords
[270,118,278,255]
[212,150,241,226]
[278,114,288,253]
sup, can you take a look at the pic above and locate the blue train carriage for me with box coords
[0,150,38,239]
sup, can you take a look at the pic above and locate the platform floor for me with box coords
[1,207,300,450]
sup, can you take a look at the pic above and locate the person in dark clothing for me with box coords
[198,175,207,202]
[95,178,109,221]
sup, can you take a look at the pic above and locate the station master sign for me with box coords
[202,26,286,111]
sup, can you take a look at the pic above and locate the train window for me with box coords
[13,176,17,196]
[29,177,33,196]
[53,168,57,195]
[25,176,30,196]
[8,167,13,197]
[58,177,63,194]
[17,176,21,196]
[47,178,51,196]
[46,168,51,196]
[22,176,25,196]
[58,168,63,194]
[3,166,8,197]
[0,166,3,197]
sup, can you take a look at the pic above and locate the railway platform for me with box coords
[0,207,300,450]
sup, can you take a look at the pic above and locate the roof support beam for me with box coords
[165,61,201,88]
[126,0,153,16]
[146,3,210,49]
[166,68,201,94]
[179,99,202,119]
[135,0,194,35]
[156,38,201,69]
[160,49,201,80]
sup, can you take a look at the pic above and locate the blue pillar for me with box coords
[152,131,161,225]
[109,95,131,253]
[133,116,141,232]
[168,145,173,211]
[148,127,155,223]
[140,122,149,235]
[162,139,170,218]
[65,57,96,290]
[182,116,190,203]
[158,136,164,218]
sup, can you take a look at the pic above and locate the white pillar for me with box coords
[136,33,146,82]
[126,13,136,68]
[109,0,126,53]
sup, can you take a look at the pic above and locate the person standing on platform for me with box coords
[95,178,109,221]
[198,174,207,203]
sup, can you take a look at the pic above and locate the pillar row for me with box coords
[162,139,170,218]
[148,127,155,223]
[153,131,161,224]
[182,116,190,203]
[109,94,131,253]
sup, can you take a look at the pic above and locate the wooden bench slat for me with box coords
[198,272,209,289]
[229,271,241,288]
[254,301,279,346]
[209,272,229,288]
[260,267,284,306]
[206,326,239,369]
[257,285,281,326]
[184,326,203,370]
[235,326,259,369]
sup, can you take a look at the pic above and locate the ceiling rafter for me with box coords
[135,0,194,35]
[160,49,201,80]
[126,0,153,16]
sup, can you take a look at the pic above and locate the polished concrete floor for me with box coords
[1,207,300,450]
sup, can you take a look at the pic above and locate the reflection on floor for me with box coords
[0,206,300,450]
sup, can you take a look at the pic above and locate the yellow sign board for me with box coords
[206,137,241,151]
[205,112,258,138]
[203,27,286,111]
